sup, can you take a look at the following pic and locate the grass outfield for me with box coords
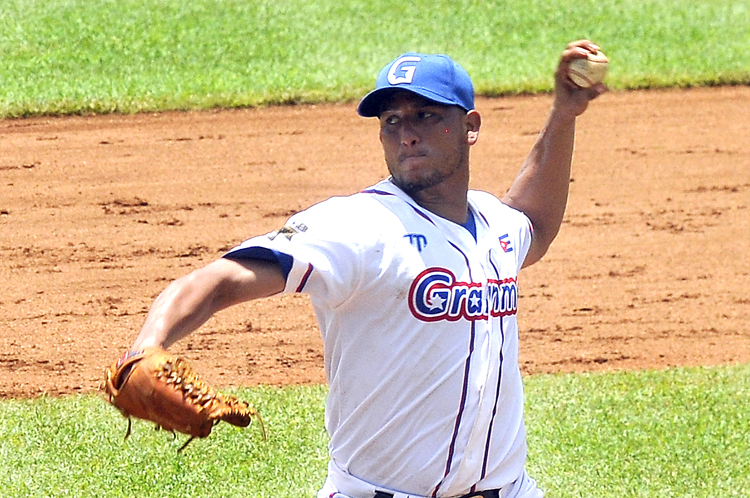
[2,1,748,497]
[1,0,749,117]
[525,365,750,497]
[1,365,748,497]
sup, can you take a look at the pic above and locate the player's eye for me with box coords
[383,115,400,126]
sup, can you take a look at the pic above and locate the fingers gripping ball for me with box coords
[567,50,608,88]
[105,348,266,451]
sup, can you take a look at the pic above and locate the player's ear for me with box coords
[466,110,481,145]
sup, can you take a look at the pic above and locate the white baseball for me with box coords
[567,50,609,88]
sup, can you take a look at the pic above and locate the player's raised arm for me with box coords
[131,257,285,350]
[502,40,606,267]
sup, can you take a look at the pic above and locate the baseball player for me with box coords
[130,40,605,498]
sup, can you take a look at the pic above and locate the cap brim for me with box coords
[356,86,466,117]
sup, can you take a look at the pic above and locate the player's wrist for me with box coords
[130,335,164,352]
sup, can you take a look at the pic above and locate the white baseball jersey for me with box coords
[225,178,536,498]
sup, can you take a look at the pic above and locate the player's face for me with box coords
[378,91,479,198]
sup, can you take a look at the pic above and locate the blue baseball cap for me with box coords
[357,52,475,117]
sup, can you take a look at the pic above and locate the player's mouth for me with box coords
[398,152,429,168]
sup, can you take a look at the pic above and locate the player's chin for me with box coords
[390,155,430,177]
[391,170,444,196]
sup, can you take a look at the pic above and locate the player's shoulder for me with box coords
[469,189,516,214]
[288,185,393,233]
[301,190,384,216]
[469,189,531,226]
[468,189,502,207]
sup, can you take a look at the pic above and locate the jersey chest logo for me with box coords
[404,233,428,252]
[408,267,518,322]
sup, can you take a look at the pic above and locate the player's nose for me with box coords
[399,121,420,146]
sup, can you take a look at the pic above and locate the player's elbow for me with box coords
[522,243,546,268]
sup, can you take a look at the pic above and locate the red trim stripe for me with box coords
[295,263,314,293]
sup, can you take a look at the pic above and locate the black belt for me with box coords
[374,490,499,498]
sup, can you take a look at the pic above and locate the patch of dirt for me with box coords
[1,87,748,399]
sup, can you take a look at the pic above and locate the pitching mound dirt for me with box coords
[1,87,748,398]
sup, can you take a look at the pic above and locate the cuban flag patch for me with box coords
[499,234,513,253]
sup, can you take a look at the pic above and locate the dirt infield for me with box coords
[1,87,748,399]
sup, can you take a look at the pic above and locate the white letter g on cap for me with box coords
[388,56,421,85]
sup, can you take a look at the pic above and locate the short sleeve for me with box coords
[223,196,369,308]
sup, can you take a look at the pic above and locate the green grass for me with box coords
[1,0,749,117]
[0,385,329,498]
[1,365,748,497]
[525,365,750,497]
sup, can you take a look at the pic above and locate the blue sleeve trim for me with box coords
[223,247,294,280]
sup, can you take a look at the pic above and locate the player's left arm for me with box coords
[502,40,606,268]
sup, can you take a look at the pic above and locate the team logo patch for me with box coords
[404,233,428,252]
[388,56,421,85]
[499,234,513,253]
[408,267,518,322]
[268,223,307,240]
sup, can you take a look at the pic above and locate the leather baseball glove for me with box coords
[104,347,265,451]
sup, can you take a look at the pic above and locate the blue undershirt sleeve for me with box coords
[222,247,294,281]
